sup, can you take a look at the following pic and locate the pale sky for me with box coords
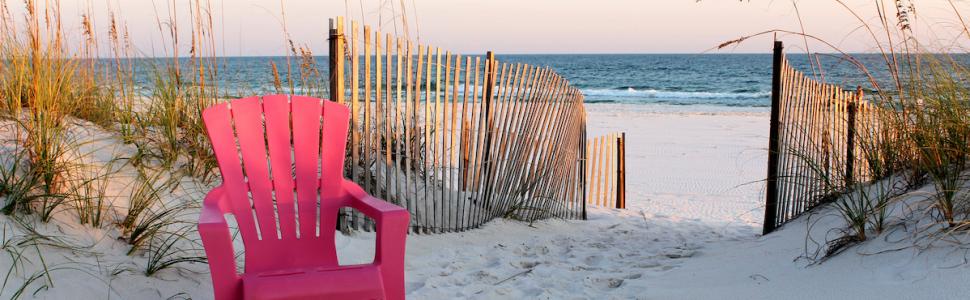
[16,0,970,56]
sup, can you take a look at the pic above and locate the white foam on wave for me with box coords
[582,87,769,100]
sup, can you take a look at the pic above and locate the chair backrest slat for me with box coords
[262,95,298,240]
[291,96,325,239]
[321,100,351,195]
[318,99,351,237]
[231,97,281,240]
[203,102,260,242]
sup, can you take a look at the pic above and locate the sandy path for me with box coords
[585,104,769,227]
[334,104,772,299]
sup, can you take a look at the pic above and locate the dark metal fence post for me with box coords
[615,133,626,209]
[581,117,588,220]
[328,17,350,233]
[845,87,860,187]
[328,17,344,104]
[763,41,783,235]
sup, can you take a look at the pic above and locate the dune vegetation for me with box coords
[721,0,970,260]
[0,0,968,298]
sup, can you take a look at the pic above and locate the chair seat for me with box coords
[243,264,386,300]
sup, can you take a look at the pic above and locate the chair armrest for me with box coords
[342,179,409,223]
[199,186,232,228]
[198,186,242,300]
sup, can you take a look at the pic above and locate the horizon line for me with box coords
[121,52,922,58]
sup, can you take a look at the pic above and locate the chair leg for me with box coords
[199,222,242,300]
[376,211,408,300]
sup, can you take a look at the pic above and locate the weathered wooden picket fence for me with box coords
[586,132,626,209]
[763,41,884,234]
[328,17,597,233]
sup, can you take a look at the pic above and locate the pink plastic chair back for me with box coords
[202,95,350,272]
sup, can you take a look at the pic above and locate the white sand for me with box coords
[2,103,969,299]
[391,104,773,298]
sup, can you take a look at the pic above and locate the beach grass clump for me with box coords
[103,14,140,145]
[143,63,190,169]
[142,223,206,276]
[0,0,113,222]
[118,169,204,275]
[785,142,880,243]
[901,56,970,228]
[63,160,120,228]
[123,0,222,183]
[0,146,47,216]
[834,1,970,253]
[119,170,178,248]
[293,44,327,97]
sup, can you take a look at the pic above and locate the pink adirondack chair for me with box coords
[198,95,409,300]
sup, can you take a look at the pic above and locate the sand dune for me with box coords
[2,104,968,299]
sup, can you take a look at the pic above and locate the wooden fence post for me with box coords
[763,40,783,235]
[328,17,345,104]
[481,51,497,205]
[615,133,626,209]
[845,87,861,187]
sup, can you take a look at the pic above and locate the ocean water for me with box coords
[500,54,902,107]
[503,54,773,107]
[124,54,902,108]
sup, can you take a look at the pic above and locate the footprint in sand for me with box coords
[471,270,499,282]
[663,249,697,259]
[571,265,602,272]
[584,255,604,266]
[585,276,625,290]
[515,260,540,268]
[484,257,502,268]
[633,261,661,269]
[405,281,426,292]
[438,262,463,277]
[512,245,534,257]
